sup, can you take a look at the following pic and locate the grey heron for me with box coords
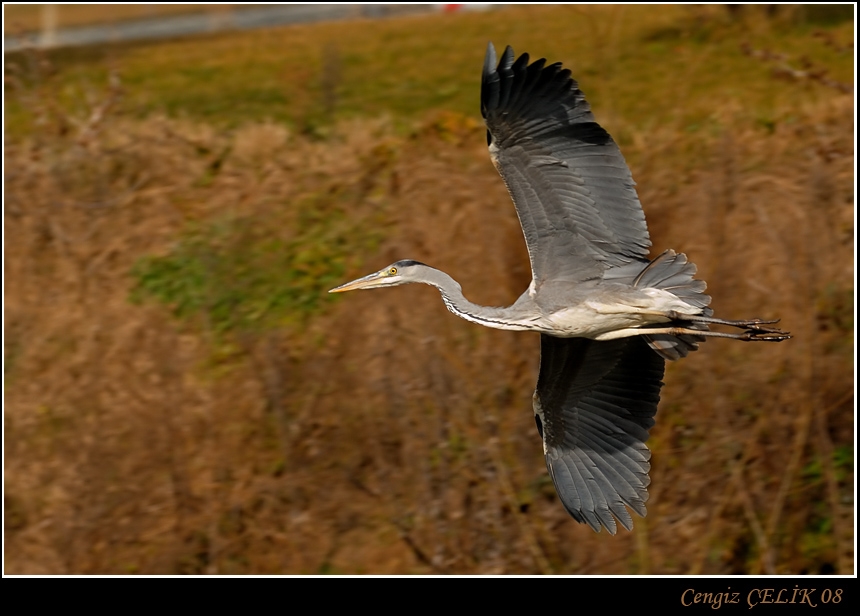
[330,43,790,534]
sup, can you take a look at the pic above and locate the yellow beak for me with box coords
[329,270,389,293]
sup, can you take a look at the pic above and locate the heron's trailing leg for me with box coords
[596,325,791,342]
[665,311,789,335]
[661,326,789,341]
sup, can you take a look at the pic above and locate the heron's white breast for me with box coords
[545,289,699,338]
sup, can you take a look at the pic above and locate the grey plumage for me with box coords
[481,43,651,286]
[536,335,662,532]
[330,43,790,534]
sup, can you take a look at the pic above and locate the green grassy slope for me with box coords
[6,5,853,136]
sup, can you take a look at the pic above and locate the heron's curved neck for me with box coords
[420,266,535,332]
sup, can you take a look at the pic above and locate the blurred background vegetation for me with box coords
[4,4,854,574]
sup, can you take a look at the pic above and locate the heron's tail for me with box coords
[634,250,713,361]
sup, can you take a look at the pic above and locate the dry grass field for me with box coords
[4,5,855,574]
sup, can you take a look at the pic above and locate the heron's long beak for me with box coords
[329,270,388,293]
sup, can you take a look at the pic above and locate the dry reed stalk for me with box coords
[5,80,852,573]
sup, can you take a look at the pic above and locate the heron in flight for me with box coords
[330,43,790,534]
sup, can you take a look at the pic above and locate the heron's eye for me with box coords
[389,267,398,275]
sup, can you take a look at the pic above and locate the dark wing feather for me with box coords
[482,43,651,287]
[534,335,665,534]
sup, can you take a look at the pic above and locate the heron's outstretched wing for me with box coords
[534,335,664,533]
[482,43,651,287]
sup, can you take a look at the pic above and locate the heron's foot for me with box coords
[740,328,792,342]
[736,319,789,336]
[670,312,788,334]
[735,317,781,330]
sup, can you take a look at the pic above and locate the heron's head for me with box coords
[329,260,428,293]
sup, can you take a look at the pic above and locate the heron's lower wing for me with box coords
[534,335,665,534]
